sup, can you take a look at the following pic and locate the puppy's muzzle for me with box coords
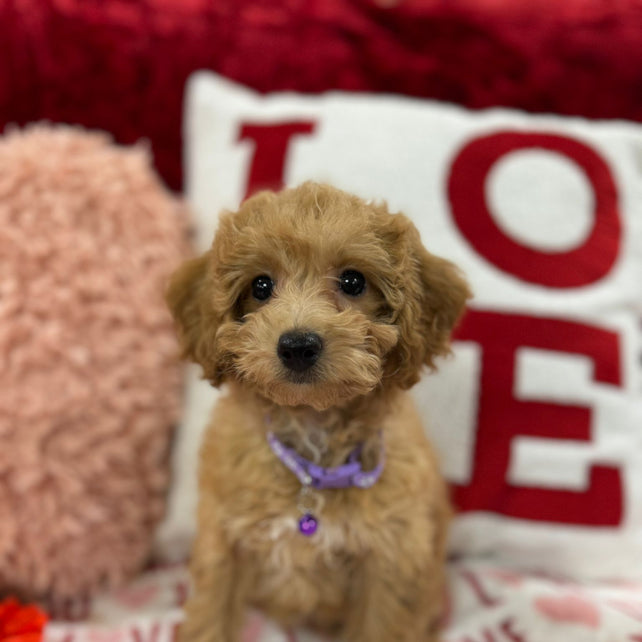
[277,331,323,374]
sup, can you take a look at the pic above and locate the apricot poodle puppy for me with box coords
[167,182,470,642]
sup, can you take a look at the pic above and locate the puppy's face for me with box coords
[167,183,470,411]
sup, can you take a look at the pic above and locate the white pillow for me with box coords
[158,71,642,581]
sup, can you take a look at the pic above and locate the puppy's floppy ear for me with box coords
[387,221,471,389]
[166,251,224,384]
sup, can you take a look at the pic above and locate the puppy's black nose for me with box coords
[277,331,323,373]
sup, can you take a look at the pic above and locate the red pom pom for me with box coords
[0,599,48,642]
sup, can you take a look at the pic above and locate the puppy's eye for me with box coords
[338,270,366,297]
[251,275,274,301]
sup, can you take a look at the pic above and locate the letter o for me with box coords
[448,132,621,288]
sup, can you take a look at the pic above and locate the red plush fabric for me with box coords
[1,0,642,190]
[0,599,48,642]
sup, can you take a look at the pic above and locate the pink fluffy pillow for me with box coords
[0,126,188,603]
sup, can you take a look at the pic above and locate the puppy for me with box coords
[167,182,470,642]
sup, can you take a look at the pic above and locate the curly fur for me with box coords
[167,182,470,641]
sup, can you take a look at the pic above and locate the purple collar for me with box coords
[266,431,385,490]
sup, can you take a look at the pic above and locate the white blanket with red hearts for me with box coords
[44,561,642,642]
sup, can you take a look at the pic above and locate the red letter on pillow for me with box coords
[452,310,623,526]
[239,122,316,199]
[448,131,621,288]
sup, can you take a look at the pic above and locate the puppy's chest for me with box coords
[217,453,373,573]
[209,421,399,565]
[214,430,374,554]
[224,486,363,559]
[233,504,361,601]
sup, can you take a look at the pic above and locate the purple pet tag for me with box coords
[298,513,318,536]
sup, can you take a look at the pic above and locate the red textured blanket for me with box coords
[2,0,640,189]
